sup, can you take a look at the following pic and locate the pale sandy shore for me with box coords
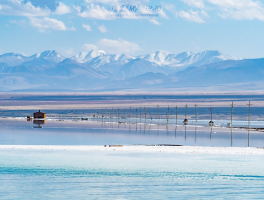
[1,145,264,155]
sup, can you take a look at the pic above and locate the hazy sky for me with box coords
[1,0,264,58]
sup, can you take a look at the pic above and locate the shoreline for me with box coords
[1,145,264,155]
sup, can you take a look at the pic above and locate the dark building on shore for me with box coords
[33,110,46,119]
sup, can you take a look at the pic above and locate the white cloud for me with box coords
[29,17,75,31]
[201,10,209,17]
[149,19,160,25]
[98,24,107,32]
[62,48,74,55]
[177,10,206,23]
[75,4,116,20]
[53,2,71,15]
[0,0,50,16]
[84,38,140,54]
[207,0,264,21]
[75,3,168,20]
[181,0,205,8]
[84,0,149,5]
[83,24,92,31]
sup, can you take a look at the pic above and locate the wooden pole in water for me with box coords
[118,108,120,123]
[144,107,146,124]
[167,106,170,123]
[129,106,131,124]
[175,106,177,125]
[136,108,137,123]
[148,107,152,122]
[209,107,214,125]
[247,101,253,129]
[185,104,187,119]
[140,106,141,123]
[101,109,103,122]
[157,105,160,122]
[230,101,234,128]
[194,104,197,125]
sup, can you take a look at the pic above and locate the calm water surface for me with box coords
[1,118,264,147]
[1,117,264,199]
[1,149,264,199]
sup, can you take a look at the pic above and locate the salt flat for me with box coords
[1,145,264,155]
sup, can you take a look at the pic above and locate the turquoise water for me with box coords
[1,149,264,199]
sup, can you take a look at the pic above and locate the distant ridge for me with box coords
[0,49,254,92]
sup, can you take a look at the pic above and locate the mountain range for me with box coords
[0,49,262,92]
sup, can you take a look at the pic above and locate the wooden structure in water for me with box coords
[33,110,46,119]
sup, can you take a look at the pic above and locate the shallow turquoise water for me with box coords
[1,149,264,199]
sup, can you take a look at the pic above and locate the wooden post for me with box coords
[246,101,252,129]
[167,106,170,123]
[175,106,177,125]
[157,105,160,122]
[118,108,120,123]
[194,104,197,125]
[140,106,141,123]
[209,107,214,126]
[129,106,131,124]
[144,106,146,124]
[148,107,152,121]
[136,108,137,124]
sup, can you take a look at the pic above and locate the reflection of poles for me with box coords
[248,129,250,147]
[231,128,233,147]
[185,126,186,141]
[246,100,252,148]
[195,126,197,142]
[210,127,212,140]
[246,101,252,129]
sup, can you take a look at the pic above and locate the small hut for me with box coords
[33,110,46,119]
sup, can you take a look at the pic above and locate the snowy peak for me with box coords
[141,50,171,65]
[30,50,65,63]
[71,49,107,63]
[179,50,241,67]
[0,53,30,66]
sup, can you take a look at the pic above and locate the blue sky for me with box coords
[1,0,264,58]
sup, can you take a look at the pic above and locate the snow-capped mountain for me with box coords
[139,50,241,68]
[0,49,246,91]
[139,50,172,65]
[30,50,65,63]
[71,49,107,63]
[0,53,31,66]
